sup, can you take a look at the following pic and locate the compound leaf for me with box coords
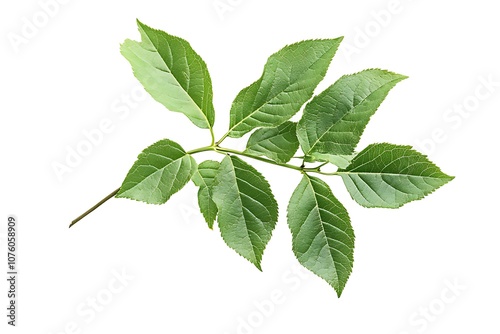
[212,156,278,270]
[228,38,343,138]
[287,174,354,297]
[121,20,215,129]
[297,69,407,156]
[338,143,454,208]
[192,160,220,229]
[116,139,196,204]
[245,121,299,163]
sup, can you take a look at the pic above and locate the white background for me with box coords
[1,0,499,333]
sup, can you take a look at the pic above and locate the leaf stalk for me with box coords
[70,144,338,227]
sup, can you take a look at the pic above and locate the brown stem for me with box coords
[69,188,120,228]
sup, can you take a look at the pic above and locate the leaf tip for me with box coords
[441,174,455,184]
[135,19,154,36]
[136,18,144,27]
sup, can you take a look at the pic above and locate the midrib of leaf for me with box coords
[194,166,210,188]
[339,172,449,207]
[304,77,402,155]
[229,43,338,134]
[303,176,348,280]
[231,160,267,261]
[245,122,298,162]
[153,159,181,195]
[122,153,182,195]
[140,27,212,130]
[340,172,440,189]
[337,172,448,178]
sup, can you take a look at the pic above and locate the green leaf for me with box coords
[245,121,299,163]
[287,174,354,297]
[116,139,196,204]
[297,69,407,156]
[338,143,454,208]
[192,160,220,229]
[121,20,215,129]
[228,38,343,138]
[305,152,355,169]
[212,156,278,270]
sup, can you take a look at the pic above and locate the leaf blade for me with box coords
[228,38,343,138]
[245,121,299,163]
[121,20,215,129]
[116,139,196,204]
[212,156,278,269]
[287,174,355,297]
[192,160,220,228]
[297,69,407,156]
[338,143,454,208]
